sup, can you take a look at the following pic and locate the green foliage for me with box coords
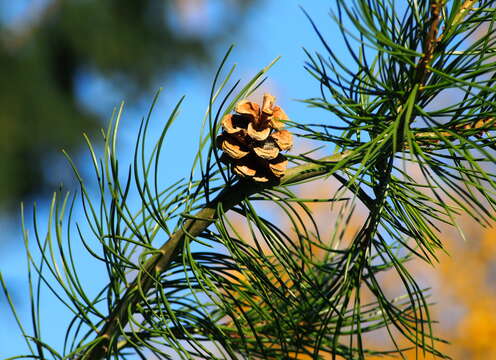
[0,0,256,209]
[2,1,496,359]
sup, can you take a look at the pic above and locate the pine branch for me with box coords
[76,151,356,359]
[77,2,494,358]
[77,112,493,359]
[354,0,446,262]
[415,0,444,85]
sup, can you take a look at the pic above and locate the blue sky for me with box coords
[0,1,351,357]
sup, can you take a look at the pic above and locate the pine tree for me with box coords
[2,0,496,359]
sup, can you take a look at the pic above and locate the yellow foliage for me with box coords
[456,300,496,358]
[375,218,496,359]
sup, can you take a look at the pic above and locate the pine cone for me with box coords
[217,93,292,182]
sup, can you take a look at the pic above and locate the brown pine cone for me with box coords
[217,93,292,182]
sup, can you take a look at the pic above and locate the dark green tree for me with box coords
[0,0,256,209]
[2,0,496,359]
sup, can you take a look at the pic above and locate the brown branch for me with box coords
[415,0,444,85]
[416,0,479,84]
[414,117,495,147]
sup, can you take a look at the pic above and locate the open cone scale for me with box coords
[217,93,292,182]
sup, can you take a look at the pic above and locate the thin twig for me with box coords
[452,0,478,27]
[415,0,444,85]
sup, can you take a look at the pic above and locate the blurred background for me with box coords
[0,0,259,211]
[0,1,495,358]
